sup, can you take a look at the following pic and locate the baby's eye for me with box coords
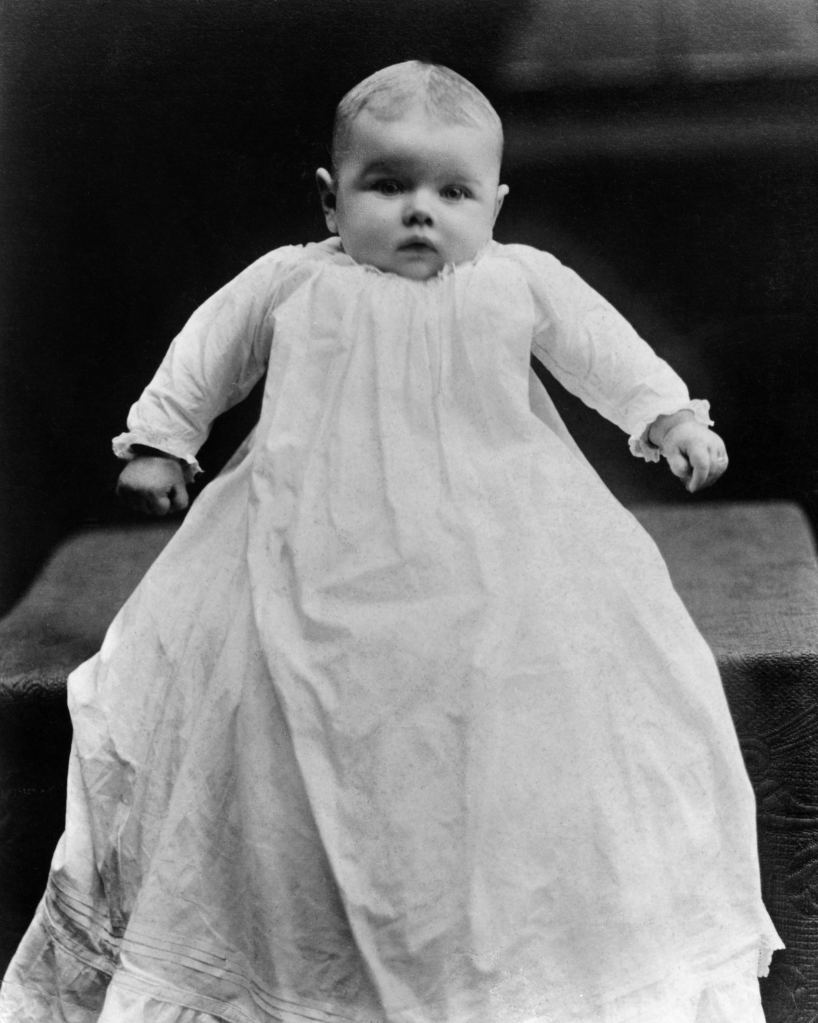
[373,179,403,196]
[441,185,470,201]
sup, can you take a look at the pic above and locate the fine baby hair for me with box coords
[0,61,780,1023]
[330,60,504,170]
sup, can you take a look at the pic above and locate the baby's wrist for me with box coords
[647,410,695,451]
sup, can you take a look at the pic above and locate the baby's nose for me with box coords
[402,191,434,227]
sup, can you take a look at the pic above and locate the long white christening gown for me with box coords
[0,238,781,1023]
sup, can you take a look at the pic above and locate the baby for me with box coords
[2,61,779,1023]
[119,61,726,514]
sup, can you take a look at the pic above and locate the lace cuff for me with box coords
[628,399,713,463]
[112,431,202,482]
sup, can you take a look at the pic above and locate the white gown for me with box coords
[0,238,782,1023]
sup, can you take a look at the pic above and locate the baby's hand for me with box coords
[649,413,728,493]
[116,456,189,516]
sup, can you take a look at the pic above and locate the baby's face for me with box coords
[317,107,507,281]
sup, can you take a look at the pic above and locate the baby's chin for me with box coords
[374,248,481,281]
[393,258,446,281]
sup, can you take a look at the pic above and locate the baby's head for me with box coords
[317,62,509,281]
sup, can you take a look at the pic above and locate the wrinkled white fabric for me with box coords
[1,239,781,1022]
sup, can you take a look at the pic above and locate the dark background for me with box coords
[2,0,818,615]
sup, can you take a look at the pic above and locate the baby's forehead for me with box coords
[340,105,502,173]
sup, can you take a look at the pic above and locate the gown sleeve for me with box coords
[505,244,713,461]
[112,246,302,477]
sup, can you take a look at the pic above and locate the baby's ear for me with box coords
[316,168,338,233]
[493,184,509,224]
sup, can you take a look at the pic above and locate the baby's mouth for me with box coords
[399,237,437,253]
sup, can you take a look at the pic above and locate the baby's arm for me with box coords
[647,410,728,492]
[512,246,727,493]
[113,247,300,511]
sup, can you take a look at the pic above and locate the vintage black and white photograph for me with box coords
[1,1,818,1020]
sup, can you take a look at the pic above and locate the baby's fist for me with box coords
[656,418,728,493]
[116,456,189,516]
